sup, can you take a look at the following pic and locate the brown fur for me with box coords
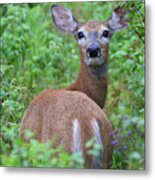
[19,90,113,168]
[67,60,108,108]
[83,20,106,31]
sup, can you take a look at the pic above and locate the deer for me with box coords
[19,4,128,169]
[55,5,128,108]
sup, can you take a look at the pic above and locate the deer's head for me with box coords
[51,5,128,75]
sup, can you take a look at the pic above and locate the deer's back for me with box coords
[19,89,113,168]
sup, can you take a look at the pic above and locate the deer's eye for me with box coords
[77,31,85,40]
[102,30,109,38]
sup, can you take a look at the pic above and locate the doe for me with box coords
[51,5,128,108]
[19,5,127,168]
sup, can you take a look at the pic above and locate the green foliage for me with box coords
[1,130,84,168]
[85,137,103,157]
[0,1,144,169]
[105,1,145,170]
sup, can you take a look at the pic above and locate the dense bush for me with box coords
[0,1,144,169]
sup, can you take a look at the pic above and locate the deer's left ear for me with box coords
[107,6,128,33]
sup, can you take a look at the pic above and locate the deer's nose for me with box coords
[87,44,101,58]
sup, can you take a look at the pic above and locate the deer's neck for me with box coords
[67,60,108,108]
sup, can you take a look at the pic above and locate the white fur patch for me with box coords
[78,38,87,46]
[98,27,110,45]
[72,119,81,153]
[91,118,103,168]
[91,119,102,145]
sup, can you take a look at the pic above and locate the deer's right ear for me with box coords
[51,5,78,34]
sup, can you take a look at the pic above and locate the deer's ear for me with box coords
[107,6,128,33]
[51,5,78,34]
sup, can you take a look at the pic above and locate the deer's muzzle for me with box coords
[86,43,101,58]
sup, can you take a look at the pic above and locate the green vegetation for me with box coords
[0,1,144,169]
